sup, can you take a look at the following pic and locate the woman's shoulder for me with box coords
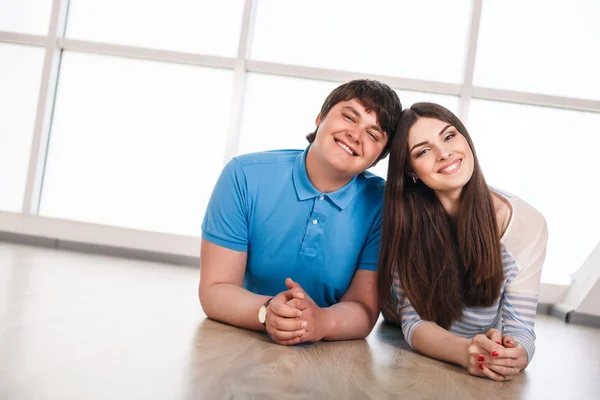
[491,187,548,258]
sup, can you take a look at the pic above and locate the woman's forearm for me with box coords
[411,323,471,367]
[199,283,271,331]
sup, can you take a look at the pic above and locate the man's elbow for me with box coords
[198,284,214,318]
[360,304,380,337]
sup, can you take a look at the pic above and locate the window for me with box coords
[250,0,472,83]
[474,0,600,100]
[66,0,245,57]
[237,73,339,155]
[0,0,53,35]
[468,99,600,284]
[39,52,234,236]
[0,43,45,213]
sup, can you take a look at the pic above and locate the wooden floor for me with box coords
[0,242,599,400]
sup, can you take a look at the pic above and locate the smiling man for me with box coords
[199,80,402,345]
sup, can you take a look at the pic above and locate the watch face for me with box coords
[258,306,267,324]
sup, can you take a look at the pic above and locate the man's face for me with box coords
[311,99,388,178]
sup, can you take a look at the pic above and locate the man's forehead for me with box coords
[338,99,382,128]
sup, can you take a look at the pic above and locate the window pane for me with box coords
[66,0,245,57]
[0,43,44,213]
[0,0,53,35]
[370,91,459,178]
[40,52,233,236]
[474,0,600,100]
[237,73,339,155]
[468,100,600,284]
[250,0,472,83]
[397,91,459,115]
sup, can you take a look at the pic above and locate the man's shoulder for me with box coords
[233,149,302,168]
[357,170,386,195]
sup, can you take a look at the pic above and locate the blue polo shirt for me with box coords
[201,147,385,308]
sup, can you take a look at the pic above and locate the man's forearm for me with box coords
[199,283,271,331]
[320,301,378,341]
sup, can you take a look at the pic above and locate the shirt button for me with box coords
[312,219,318,224]
[319,195,324,200]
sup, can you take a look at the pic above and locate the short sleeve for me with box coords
[201,158,249,252]
[356,208,383,271]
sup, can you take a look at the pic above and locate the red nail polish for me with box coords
[496,341,501,345]
[492,351,499,357]
[479,364,484,370]
[477,355,485,362]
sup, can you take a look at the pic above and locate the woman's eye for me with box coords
[417,148,430,157]
[444,133,455,142]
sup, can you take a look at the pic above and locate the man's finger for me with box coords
[270,298,302,318]
[285,277,303,291]
[271,328,305,341]
[286,298,308,311]
[279,287,305,302]
[276,336,303,346]
[269,315,306,332]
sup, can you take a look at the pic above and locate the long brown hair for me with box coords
[378,102,503,329]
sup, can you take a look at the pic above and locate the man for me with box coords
[199,79,402,345]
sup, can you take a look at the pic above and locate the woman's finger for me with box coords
[486,364,516,378]
[502,333,516,348]
[489,346,526,360]
[480,364,509,382]
[473,334,501,353]
[482,357,517,368]
[485,328,503,346]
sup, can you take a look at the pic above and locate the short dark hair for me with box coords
[306,79,402,164]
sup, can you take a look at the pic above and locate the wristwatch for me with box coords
[258,297,274,325]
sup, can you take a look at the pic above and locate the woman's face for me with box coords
[407,117,475,195]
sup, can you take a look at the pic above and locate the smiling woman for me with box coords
[379,102,548,382]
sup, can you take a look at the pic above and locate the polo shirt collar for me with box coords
[292,146,359,210]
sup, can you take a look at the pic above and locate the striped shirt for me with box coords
[386,189,548,362]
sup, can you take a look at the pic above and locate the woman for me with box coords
[379,103,548,381]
